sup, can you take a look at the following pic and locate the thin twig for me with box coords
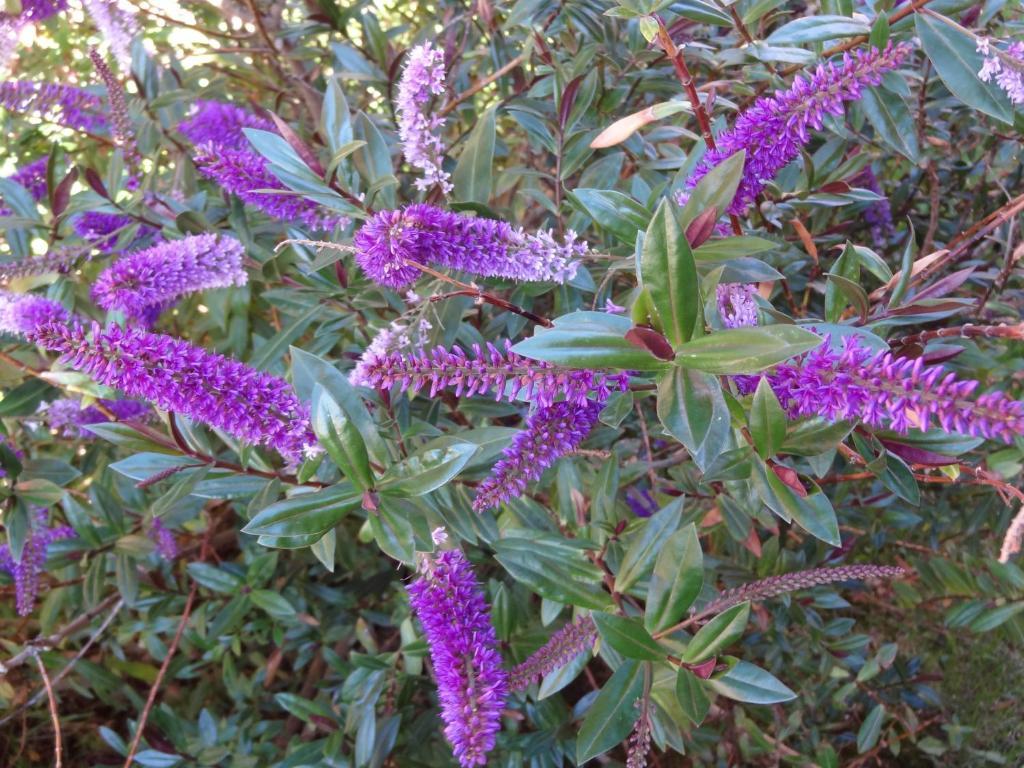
[33,654,63,768]
[440,53,527,117]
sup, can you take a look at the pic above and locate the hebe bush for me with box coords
[0,0,1022,766]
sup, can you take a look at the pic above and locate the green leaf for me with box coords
[645,524,703,633]
[511,311,668,371]
[615,498,684,594]
[681,602,750,663]
[187,563,245,594]
[353,111,397,207]
[310,528,336,572]
[766,15,869,45]
[242,484,361,537]
[568,189,650,245]
[494,536,611,610]
[753,462,841,545]
[860,86,919,161]
[694,236,776,262]
[675,668,711,724]
[250,589,298,620]
[969,602,1024,633]
[0,378,55,416]
[370,500,416,564]
[915,12,1012,123]
[656,366,730,471]
[312,384,374,489]
[452,106,496,203]
[376,437,478,497]
[750,378,786,459]
[779,418,854,456]
[593,613,664,660]
[857,703,886,753]
[674,326,822,374]
[321,78,353,155]
[575,660,645,763]
[678,150,746,230]
[708,658,797,704]
[641,200,701,346]
[14,478,64,506]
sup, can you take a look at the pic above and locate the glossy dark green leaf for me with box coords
[675,667,711,725]
[370,500,416,564]
[494,536,611,610]
[452,106,496,203]
[568,188,650,245]
[707,658,797,704]
[750,378,786,459]
[678,150,746,230]
[779,418,854,456]
[645,524,703,633]
[0,378,55,416]
[241,484,361,537]
[857,704,886,753]
[376,437,478,497]
[593,613,664,660]
[187,563,246,593]
[656,366,730,471]
[675,326,822,374]
[576,660,645,763]
[511,311,668,370]
[312,384,374,489]
[681,602,750,663]
[615,498,683,594]
[860,86,919,161]
[641,200,700,346]
[766,15,869,45]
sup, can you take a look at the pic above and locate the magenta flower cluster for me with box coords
[46,397,150,437]
[356,339,628,408]
[180,100,347,231]
[408,548,507,767]
[0,291,69,336]
[28,321,317,462]
[473,401,601,511]
[0,80,107,133]
[679,43,912,215]
[739,337,1024,442]
[396,43,452,193]
[92,233,247,323]
[0,511,76,616]
[354,204,584,288]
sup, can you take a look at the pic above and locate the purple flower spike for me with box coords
[28,321,317,462]
[353,204,584,288]
[46,397,150,437]
[92,233,247,323]
[473,401,601,511]
[72,210,157,250]
[977,37,1024,106]
[739,336,1024,443]
[357,339,628,408]
[853,167,895,245]
[0,291,69,336]
[0,158,48,217]
[507,615,597,693]
[408,548,507,767]
[178,99,275,146]
[678,44,912,215]
[396,43,452,194]
[0,80,107,133]
[0,510,76,616]
[716,283,759,328]
[150,518,178,561]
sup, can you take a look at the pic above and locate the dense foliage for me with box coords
[0,0,1022,766]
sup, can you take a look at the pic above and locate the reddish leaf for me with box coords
[684,657,716,679]
[625,326,675,361]
[914,267,976,301]
[268,112,326,177]
[51,167,79,218]
[334,261,349,289]
[558,75,584,132]
[685,206,718,249]
[879,439,957,467]
[819,181,851,194]
[770,463,808,498]
[84,167,110,199]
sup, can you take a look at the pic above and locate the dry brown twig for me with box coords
[34,653,63,768]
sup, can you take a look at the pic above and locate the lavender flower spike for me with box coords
[408,547,507,766]
[358,339,628,408]
[178,99,275,146]
[89,49,139,167]
[0,80,107,133]
[354,204,584,288]
[0,291,69,336]
[507,615,597,693]
[716,283,758,328]
[0,511,76,616]
[678,43,912,215]
[396,43,452,194]
[92,233,247,323]
[0,157,48,217]
[741,336,1024,443]
[977,37,1024,106]
[46,397,150,437]
[474,401,601,511]
[150,518,178,560]
[82,0,138,72]
[28,321,316,462]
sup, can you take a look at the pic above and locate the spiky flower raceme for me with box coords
[0,157,48,217]
[408,548,507,767]
[0,249,88,284]
[679,43,912,215]
[88,49,138,166]
[357,339,629,408]
[739,337,1024,442]
[149,518,178,560]
[507,615,597,693]
[354,204,584,288]
[92,233,247,323]
[854,166,896,245]
[82,0,137,72]
[698,564,907,618]
[978,37,1024,106]
[0,291,69,336]
[473,401,601,511]
[396,43,451,193]
[716,283,758,328]
[349,316,433,387]
[73,210,157,250]
[28,321,316,462]
[0,511,76,615]
[0,80,107,133]
[180,100,348,231]
[46,397,150,438]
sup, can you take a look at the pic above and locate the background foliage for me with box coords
[0,0,1022,766]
